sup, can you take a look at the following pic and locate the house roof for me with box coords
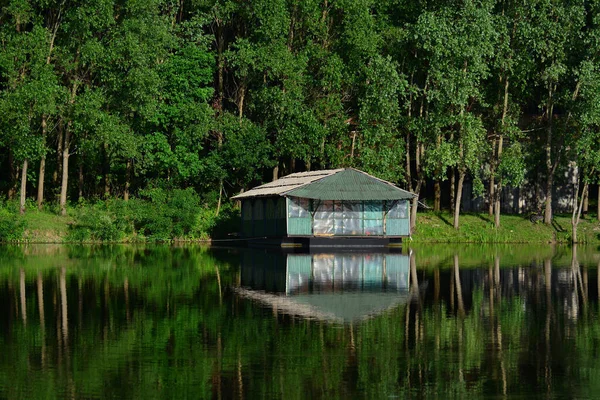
[235,288,411,324]
[231,168,416,201]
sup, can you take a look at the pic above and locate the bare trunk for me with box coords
[405,138,412,194]
[597,185,600,222]
[350,131,357,159]
[103,142,110,198]
[19,159,28,215]
[571,166,591,244]
[450,169,456,213]
[60,129,71,216]
[494,76,509,228]
[545,173,553,225]
[434,132,441,211]
[60,80,78,215]
[216,181,223,217]
[272,164,279,182]
[60,145,69,215]
[454,170,465,229]
[411,180,423,232]
[544,88,555,225]
[78,158,84,202]
[37,116,47,210]
[434,181,441,211]
[410,143,424,230]
[488,173,495,216]
[494,184,502,228]
[237,84,246,122]
[124,159,131,201]
[582,185,588,215]
[489,134,496,216]
[54,124,63,186]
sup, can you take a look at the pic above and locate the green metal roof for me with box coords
[285,168,415,201]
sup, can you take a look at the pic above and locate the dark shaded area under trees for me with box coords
[1,0,599,239]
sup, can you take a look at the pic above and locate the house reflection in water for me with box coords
[238,251,412,323]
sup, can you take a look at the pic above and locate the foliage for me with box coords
[0,0,599,233]
[0,207,25,242]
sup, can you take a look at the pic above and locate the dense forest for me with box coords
[1,0,600,233]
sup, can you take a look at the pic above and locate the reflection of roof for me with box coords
[231,168,416,201]
[235,288,411,323]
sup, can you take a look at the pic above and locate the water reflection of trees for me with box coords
[1,245,600,398]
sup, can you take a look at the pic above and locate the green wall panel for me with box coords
[386,219,410,236]
[288,218,312,235]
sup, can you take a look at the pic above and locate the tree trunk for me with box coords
[453,170,465,229]
[54,123,63,187]
[406,130,412,192]
[434,131,441,211]
[489,134,496,216]
[216,181,223,217]
[434,181,441,211]
[103,142,110,198]
[544,86,555,225]
[124,159,132,201]
[488,173,495,216]
[494,181,502,228]
[545,173,553,225]
[411,179,423,231]
[495,76,509,227]
[237,84,246,122]
[582,185,589,216]
[272,164,279,182]
[597,185,600,222]
[410,143,424,231]
[37,116,47,210]
[59,130,70,216]
[571,167,592,244]
[450,168,456,214]
[494,133,504,228]
[78,158,84,202]
[19,159,28,215]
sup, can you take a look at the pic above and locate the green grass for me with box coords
[3,205,600,244]
[411,211,600,244]
[21,208,74,242]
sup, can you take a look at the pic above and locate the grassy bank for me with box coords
[1,200,599,244]
[411,212,600,244]
[0,189,238,243]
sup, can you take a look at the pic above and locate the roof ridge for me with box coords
[280,168,344,195]
[349,168,412,194]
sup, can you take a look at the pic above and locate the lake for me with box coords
[1,244,599,399]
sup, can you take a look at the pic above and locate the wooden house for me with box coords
[231,168,416,248]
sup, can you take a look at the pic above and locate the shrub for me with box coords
[0,208,25,242]
[68,202,132,242]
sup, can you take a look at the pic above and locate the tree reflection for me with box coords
[0,245,599,398]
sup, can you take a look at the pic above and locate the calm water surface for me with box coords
[1,244,600,399]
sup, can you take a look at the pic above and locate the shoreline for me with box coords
[1,210,599,245]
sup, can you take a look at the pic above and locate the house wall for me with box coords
[286,197,411,237]
[241,197,286,237]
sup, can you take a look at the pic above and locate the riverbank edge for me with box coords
[2,209,599,245]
